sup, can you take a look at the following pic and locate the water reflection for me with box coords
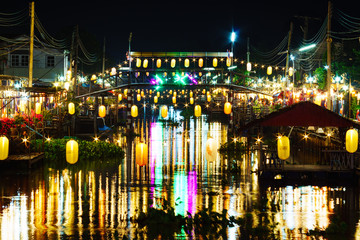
[0,110,359,239]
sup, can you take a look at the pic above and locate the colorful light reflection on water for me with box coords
[0,111,359,239]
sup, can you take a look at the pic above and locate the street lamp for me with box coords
[230,31,236,65]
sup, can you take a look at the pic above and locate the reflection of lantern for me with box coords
[190,91,193,98]
[154,96,158,103]
[99,105,106,117]
[184,58,190,68]
[68,102,75,115]
[267,66,272,75]
[0,136,9,160]
[346,129,358,153]
[182,89,185,95]
[226,58,231,67]
[289,67,294,77]
[137,94,141,101]
[156,59,161,68]
[149,90,152,94]
[124,89,128,96]
[161,105,168,118]
[207,94,211,102]
[199,72,202,77]
[143,59,148,68]
[136,58,141,68]
[198,58,204,67]
[136,142,148,166]
[173,91,177,97]
[157,91,160,97]
[66,139,78,164]
[190,97,194,105]
[169,90,172,95]
[141,90,144,97]
[246,62,252,72]
[118,94,122,101]
[205,137,217,162]
[224,102,232,114]
[171,59,176,68]
[213,58,218,67]
[35,102,41,114]
[172,96,176,104]
[194,105,201,117]
[277,136,290,160]
[131,105,138,117]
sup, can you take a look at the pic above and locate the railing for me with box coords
[322,150,360,171]
[261,150,284,170]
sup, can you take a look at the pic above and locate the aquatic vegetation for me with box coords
[31,138,124,162]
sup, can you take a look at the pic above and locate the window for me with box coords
[46,56,55,67]
[11,55,20,67]
[10,54,29,67]
[21,55,29,67]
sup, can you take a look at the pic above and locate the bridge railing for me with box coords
[322,150,360,171]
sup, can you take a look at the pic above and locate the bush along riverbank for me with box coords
[31,138,125,168]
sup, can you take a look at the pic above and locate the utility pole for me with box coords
[102,37,106,104]
[284,21,293,105]
[326,1,332,110]
[29,1,34,87]
[74,25,79,96]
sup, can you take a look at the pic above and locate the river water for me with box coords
[1,108,360,239]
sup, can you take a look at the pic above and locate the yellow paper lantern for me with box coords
[156,59,161,68]
[149,89,153,94]
[154,96,158,103]
[205,137,217,162]
[289,67,294,77]
[124,89,128,96]
[184,58,190,68]
[171,59,176,68]
[277,136,290,160]
[118,93,122,101]
[136,58,141,68]
[226,58,231,67]
[213,58,218,67]
[224,102,232,114]
[141,90,145,97]
[198,58,204,68]
[207,95,211,102]
[190,91,193,98]
[190,97,194,105]
[68,102,75,115]
[35,102,41,114]
[131,105,138,117]
[157,91,160,97]
[246,62,252,72]
[173,91,177,97]
[172,96,176,104]
[143,59,148,68]
[137,94,141,101]
[346,129,358,153]
[99,105,106,118]
[182,89,185,95]
[0,136,9,160]
[199,72,202,77]
[194,105,201,117]
[169,90,172,95]
[161,105,168,118]
[267,66,272,75]
[66,139,78,164]
[136,142,148,166]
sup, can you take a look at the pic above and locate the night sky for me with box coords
[2,0,358,63]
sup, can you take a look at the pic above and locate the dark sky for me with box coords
[2,0,358,63]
